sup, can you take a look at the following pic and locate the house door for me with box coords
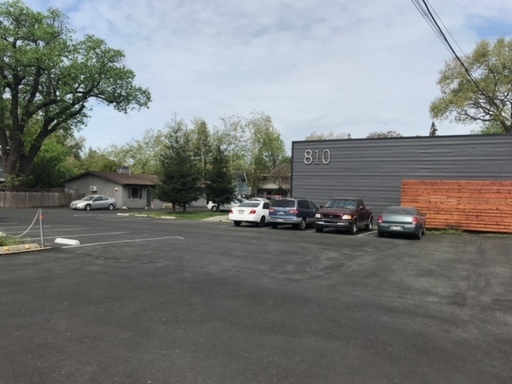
[146,188,152,208]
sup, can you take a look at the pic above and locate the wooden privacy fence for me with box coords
[401,180,512,234]
[0,191,81,208]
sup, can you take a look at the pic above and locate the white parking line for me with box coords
[62,236,185,248]
[42,231,130,240]
[357,230,377,236]
[3,227,88,235]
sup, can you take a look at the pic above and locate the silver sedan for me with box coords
[70,195,117,211]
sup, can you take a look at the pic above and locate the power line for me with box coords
[411,0,501,113]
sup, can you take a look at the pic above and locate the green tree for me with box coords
[79,148,118,172]
[155,117,201,212]
[204,144,234,211]
[190,117,212,188]
[103,128,166,174]
[430,37,512,133]
[270,156,291,195]
[214,111,286,195]
[471,121,504,135]
[366,130,403,138]
[0,0,151,186]
[27,133,82,188]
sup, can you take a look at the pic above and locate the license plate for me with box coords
[277,219,284,222]
[390,226,403,230]
[277,212,285,215]
[238,210,244,214]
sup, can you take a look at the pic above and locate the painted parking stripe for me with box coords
[357,231,377,236]
[62,236,184,248]
[43,231,130,240]
[2,227,88,235]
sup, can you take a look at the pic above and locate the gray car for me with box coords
[70,195,116,211]
[377,206,426,239]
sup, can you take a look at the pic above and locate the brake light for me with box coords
[378,215,383,223]
[289,209,299,214]
[249,209,256,215]
[269,208,275,213]
[412,216,419,224]
[229,209,234,214]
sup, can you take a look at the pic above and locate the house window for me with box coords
[130,187,143,199]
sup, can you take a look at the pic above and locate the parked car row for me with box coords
[228,196,427,240]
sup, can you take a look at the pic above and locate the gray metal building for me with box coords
[291,134,512,217]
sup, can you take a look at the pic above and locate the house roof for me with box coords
[65,171,159,186]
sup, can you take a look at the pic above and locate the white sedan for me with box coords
[206,197,246,212]
[228,200,270,227]
[70,195,116,211]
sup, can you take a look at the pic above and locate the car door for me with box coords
[297,200,309,220]
[307,200,319,224]
[93,196,107,209]
[356,199,369,222]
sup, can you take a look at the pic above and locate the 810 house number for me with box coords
[304,149,331,165]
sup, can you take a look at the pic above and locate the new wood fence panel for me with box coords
[401,180,512,233]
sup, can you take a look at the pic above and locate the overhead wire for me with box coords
[410,0,502,113]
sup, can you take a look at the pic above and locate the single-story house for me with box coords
[64,171,164,209]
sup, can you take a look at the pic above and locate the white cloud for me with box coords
[26,0,512,149]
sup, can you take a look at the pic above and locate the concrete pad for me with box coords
[54,238,80,246]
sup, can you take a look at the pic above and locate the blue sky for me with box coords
[25,0,512,151]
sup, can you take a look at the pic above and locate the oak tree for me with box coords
[0,1,151,185]
[430,38,512,133]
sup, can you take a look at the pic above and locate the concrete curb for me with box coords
[201,216,230,222]
[116,213,176,219]
[0,243,49,255]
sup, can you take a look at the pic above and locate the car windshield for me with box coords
[238,202,260,208]
[384,207,415,215]
[271,199,295,208]
[325,199,357,209]
[81,196,95,201]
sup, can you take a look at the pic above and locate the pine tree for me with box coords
[155,118,201,212]
[205,145,235,210]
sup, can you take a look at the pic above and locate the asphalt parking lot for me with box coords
[1,207,511,384]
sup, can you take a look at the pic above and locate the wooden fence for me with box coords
[0,191,81,208]
[401,180,512,234]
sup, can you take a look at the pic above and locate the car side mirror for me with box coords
[320,205,324,209]
[358,206,364,210]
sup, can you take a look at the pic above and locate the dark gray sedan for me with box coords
[377,206,426,239]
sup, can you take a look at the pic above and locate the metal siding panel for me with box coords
[292,135,512,217]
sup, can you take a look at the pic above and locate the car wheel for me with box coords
[365,217,373,231]
[85,204,91,211]
[415,230,422,240]
[378,231,384,237]
[271,223,278,229]
[258,216,266,227]
[349,221,357,235]
[315,227,323,233]
[108,204,114,210]
[234,221,241,227]
[211,205,218,212]
[298,218,306,230]
[422,227,426,235]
